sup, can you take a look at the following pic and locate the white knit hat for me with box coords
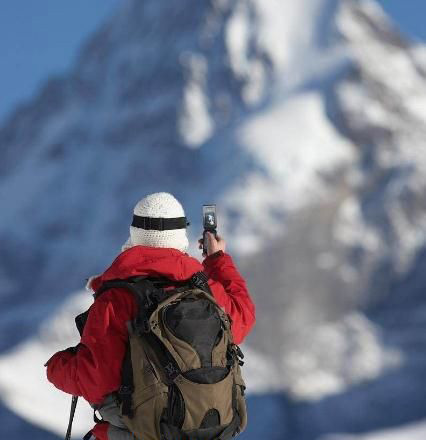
[122,192,189,253]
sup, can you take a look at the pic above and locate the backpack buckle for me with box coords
[191,271,209,290]
[118,385,133,396]
[235,345,244,365]
[227,344,245,366]
[235,345,244,360]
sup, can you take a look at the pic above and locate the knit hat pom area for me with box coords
[124,192,189,253]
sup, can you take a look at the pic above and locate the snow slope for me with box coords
[0,291,93,437]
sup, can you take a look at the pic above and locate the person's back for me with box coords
[45,192,256,440]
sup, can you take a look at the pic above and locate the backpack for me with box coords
[88,271,247,440]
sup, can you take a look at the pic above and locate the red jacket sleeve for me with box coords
[46,289,136,404]
[203,251,256,344]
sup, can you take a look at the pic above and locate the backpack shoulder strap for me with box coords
[93,271,210,301]
[93,277,145,300]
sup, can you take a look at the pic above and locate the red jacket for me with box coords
[46,245,255,411]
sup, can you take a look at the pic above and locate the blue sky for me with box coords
[0,0,425,124]
[0,0,119,123]
[376,0,426,41]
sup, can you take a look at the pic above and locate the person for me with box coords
[45,192,256,440]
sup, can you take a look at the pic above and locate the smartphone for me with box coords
[202,204,217,255]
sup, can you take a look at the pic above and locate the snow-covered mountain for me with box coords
[1,0,426,439]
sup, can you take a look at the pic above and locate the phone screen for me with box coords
[203,204,217,229]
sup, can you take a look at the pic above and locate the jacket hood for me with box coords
[88,245,203,292]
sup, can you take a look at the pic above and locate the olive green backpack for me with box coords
[94,271,247,440]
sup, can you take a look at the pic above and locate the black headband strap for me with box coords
[131,215,189,231]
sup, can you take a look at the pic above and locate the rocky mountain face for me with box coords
[1,0,426,439]
[0,0,349,349]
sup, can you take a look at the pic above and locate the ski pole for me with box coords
[65,395,78,440]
